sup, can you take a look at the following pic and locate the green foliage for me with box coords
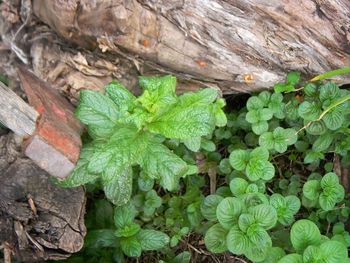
[58,71,350,262]
[59,76,224,205]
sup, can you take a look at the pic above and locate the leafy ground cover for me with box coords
[58,70,350,263]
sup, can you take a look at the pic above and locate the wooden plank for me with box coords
[0,82,38,136]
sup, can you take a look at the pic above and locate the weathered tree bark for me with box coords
[30,0,350,94]
[0,133,86,262]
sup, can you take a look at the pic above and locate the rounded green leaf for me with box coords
[250,204,277,230]
[252,121,269,135]
[137,229,169,251]
[321,172,339,189]
[306,120,327,135]
[303,180,321,201]
[320,240,348,263]
[216,197,244,229]
[277,254,303,263]
[246,225,271,247]
[204,223,228,253]
[319,192,337,211]
[247,96,264,110]
[312,132,333,152]
[285,195,301,214]
[229,178,249,196]
[259,132,274,150]
[246,109,261,123]
[250,147,270,161]
[229,149,249,171]
[238,213,256,232]
[319,82,340,102]
[323,109,344,130]
[260,108,274,121]
[298,101,321,121]
[260,161,275,181]
[120,236,142,257]
[303,245,322,263]
[259,91,271,106]
[138,176,154,192]
[226,226,250,255]
[290,219,321,252]
[201,195,224,221]
[304,83,318,97]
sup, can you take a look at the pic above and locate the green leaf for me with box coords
[252,120,269,135]
[145,190,162,209]
[304,83,318,97]
[277,254,303,263]
[246,160,275,181]
[250,204,277,230]
[247,96,264,110]
[200,138,216,152]
[321,172,339,189]
[137,229,169,251]
[246,225,271,247]
[323,108,344,130]
[76,90,120,138]
[216,197,244,229]
[147,89,216,139]
[229,149,249,171]
[170,252,191,263]
[312,132,333,152]
[104,167,133,206]
[302,245,323,263]
[140,141,188,191]
[274,83,295,93]
[250,147,269,160]
[246,109,261,123]
[230,178,249,197]
[238,213,256,232]
[204,223,228,253]
[260,108,274,121]
[259,132,274,150]
[306,120,327,135]
[319,82,340,102]
[114,203,136,228]
[270,194,300,226]
[260,247,285,263]
[298,101,321,121]
[287,72,301,85]
[212,99,227,127]
[290,219,321,252]
[138,176,154,192]
[115,223,141,237]
[183,136,201,152]
[85,229,118,248]
[226,226,250,255]
[319,240,348,262]
[104,80,136,112]
[201,195,224,221]
[57,144,98,187]
[304,151,324,164]
[120,236,142,257]
[303,180,320,201]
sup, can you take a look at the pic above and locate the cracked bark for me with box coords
[29,0,350,94]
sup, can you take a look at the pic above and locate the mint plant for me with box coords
[59,76,225,205]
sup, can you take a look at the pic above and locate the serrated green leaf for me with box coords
[137,229,169,251]
[147,89,216,139]
[230,178,249,197]
[303,180,320,201]
[104,167,133,206]
[216,197,244,229]
[226,225,250,255]
[57,144,98,187]
[204,223,228,253]
[201,195,223,221]
[140,141,188,191]
[104,80,136,112]
[114,203,136,229]
[229,149,249,171]
[76,90,120,138]
[115,223,141,238]
[183,136,201,152]
[250,204,277,230]
[290,219,321,252]
[120,236,142,257]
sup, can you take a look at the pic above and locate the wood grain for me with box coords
[0,82,38,136]
[32,0,350,93]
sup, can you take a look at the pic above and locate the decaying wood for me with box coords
[0,133,86,262]
[0,82,38,137]
[31,0,350,93]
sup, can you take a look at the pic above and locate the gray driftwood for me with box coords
[0,82,38,136]
[31,0,350,93]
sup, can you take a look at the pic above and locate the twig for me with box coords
[2,242,12,263]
